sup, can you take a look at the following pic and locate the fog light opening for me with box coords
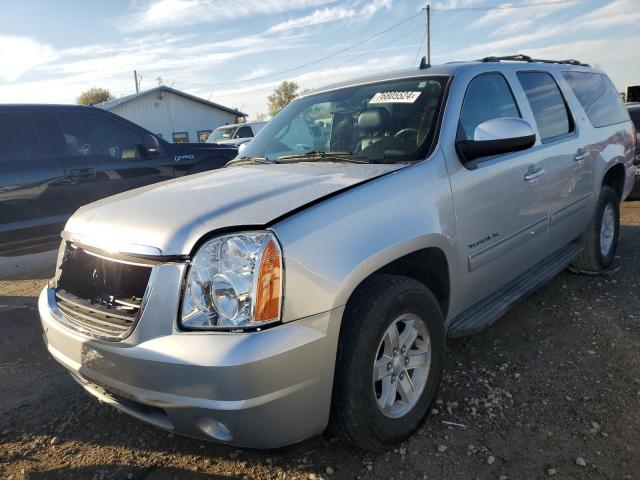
[194,416,233,442]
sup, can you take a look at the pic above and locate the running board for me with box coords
[447,241,583,337]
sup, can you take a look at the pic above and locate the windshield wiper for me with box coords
[276,151,372,164]
[226,156,272,166]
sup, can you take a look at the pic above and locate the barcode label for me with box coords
[369,91,421,104]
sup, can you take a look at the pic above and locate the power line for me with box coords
[331,24,425,70]
[173,10,424,88]
[172,0,581,89]
[412,30,427,67]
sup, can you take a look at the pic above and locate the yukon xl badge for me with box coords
[175,154,195,162]
[468,232,500,250]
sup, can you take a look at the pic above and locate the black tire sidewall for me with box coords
[594,187,620,269]
[336,276,445,448]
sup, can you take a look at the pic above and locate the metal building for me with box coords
[97,86,247,143]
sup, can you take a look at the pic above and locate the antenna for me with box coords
[419,56,430,70]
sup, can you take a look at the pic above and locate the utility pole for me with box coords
[425,4,431,65]
[134,70,140,93]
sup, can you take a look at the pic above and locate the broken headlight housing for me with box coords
[180,231,283,330]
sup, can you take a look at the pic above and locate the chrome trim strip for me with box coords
[468,217,548,272]
[61,231,162,257]
[550,193,592,226]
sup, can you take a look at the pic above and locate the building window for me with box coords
[197,130,212,143]
[172,132,189,143]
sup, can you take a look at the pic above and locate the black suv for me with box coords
[0,105,237,255]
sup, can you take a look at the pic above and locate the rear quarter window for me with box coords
[562,71,629,128]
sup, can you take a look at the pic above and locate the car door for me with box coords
[53,109,173,212]
[443,72,550,309]
[0,110,70,254]
[516,70,593,249]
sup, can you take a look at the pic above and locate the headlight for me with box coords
[180,231,283,330]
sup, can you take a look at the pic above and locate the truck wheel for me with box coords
[572,186,620,273]
[330,274,445,451]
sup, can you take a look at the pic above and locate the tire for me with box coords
[330,274,445,451]
[572,186,620,273]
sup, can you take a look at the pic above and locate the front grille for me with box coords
[54,244,153,341]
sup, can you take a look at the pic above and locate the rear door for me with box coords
[53,109,173,212]
[444,72,549,308]
[516,70,593,248]
[0,110,70,254]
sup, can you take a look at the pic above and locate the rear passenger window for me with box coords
[57,112,145,159]
[459,73,520,140]
[562,72,629,128]
[517,72,572,142]
[0,113,43,163]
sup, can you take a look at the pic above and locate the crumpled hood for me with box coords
[64,163,406,255]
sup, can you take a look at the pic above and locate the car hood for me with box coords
[64,163,406,256]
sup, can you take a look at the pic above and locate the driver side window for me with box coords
[459,73,520,141]
[56,112,145,160]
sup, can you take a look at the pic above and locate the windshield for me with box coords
[207,126,237,143]
[241,76,448,163]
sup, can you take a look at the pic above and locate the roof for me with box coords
[96,85,247,117]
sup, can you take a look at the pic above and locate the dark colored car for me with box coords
[627,103,640,199]
[0,104,237,255]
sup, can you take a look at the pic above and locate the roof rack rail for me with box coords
[480,54,590,67]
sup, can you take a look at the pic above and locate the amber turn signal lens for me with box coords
[254,238,282,322]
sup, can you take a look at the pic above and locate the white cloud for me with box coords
[470,1,573,36]
[238,68,273,81]
[452,24,564,58]
[0,35,60,82]
[121,0,335,31]
[269,0,392,33]
[571,0,640,29]
[201,53,413,117]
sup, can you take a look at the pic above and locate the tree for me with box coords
[267,81,299,116]
[253,112,269,122]
[76,87,115,106]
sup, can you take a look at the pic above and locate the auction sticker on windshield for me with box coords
[370,91,421,104]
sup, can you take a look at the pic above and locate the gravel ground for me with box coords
[1,201,639,480]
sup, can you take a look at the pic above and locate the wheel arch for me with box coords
[339,240,452,321]
[601,160,626,202]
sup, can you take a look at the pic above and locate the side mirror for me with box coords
[456,117,536,168]
[238,142,248,155]
[142,133,161,157]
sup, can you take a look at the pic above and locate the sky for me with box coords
[0,0,638,119]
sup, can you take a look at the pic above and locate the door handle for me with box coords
[69,168,96,180]
[574,150,588,161]
[524,168,545,181]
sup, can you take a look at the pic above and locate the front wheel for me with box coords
[572,186,620,273]
[330,274,445,451]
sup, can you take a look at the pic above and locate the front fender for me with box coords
[272,152,458,323]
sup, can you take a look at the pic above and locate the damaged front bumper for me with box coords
[39,266,343,448]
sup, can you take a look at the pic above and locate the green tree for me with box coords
[76,87,115,106]
[267,81,299,116]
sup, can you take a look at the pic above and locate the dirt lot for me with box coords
[1,202,639,480]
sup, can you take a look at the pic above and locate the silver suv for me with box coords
[39,56,636,450]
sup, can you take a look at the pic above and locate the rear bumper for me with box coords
[39,287,343,449]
